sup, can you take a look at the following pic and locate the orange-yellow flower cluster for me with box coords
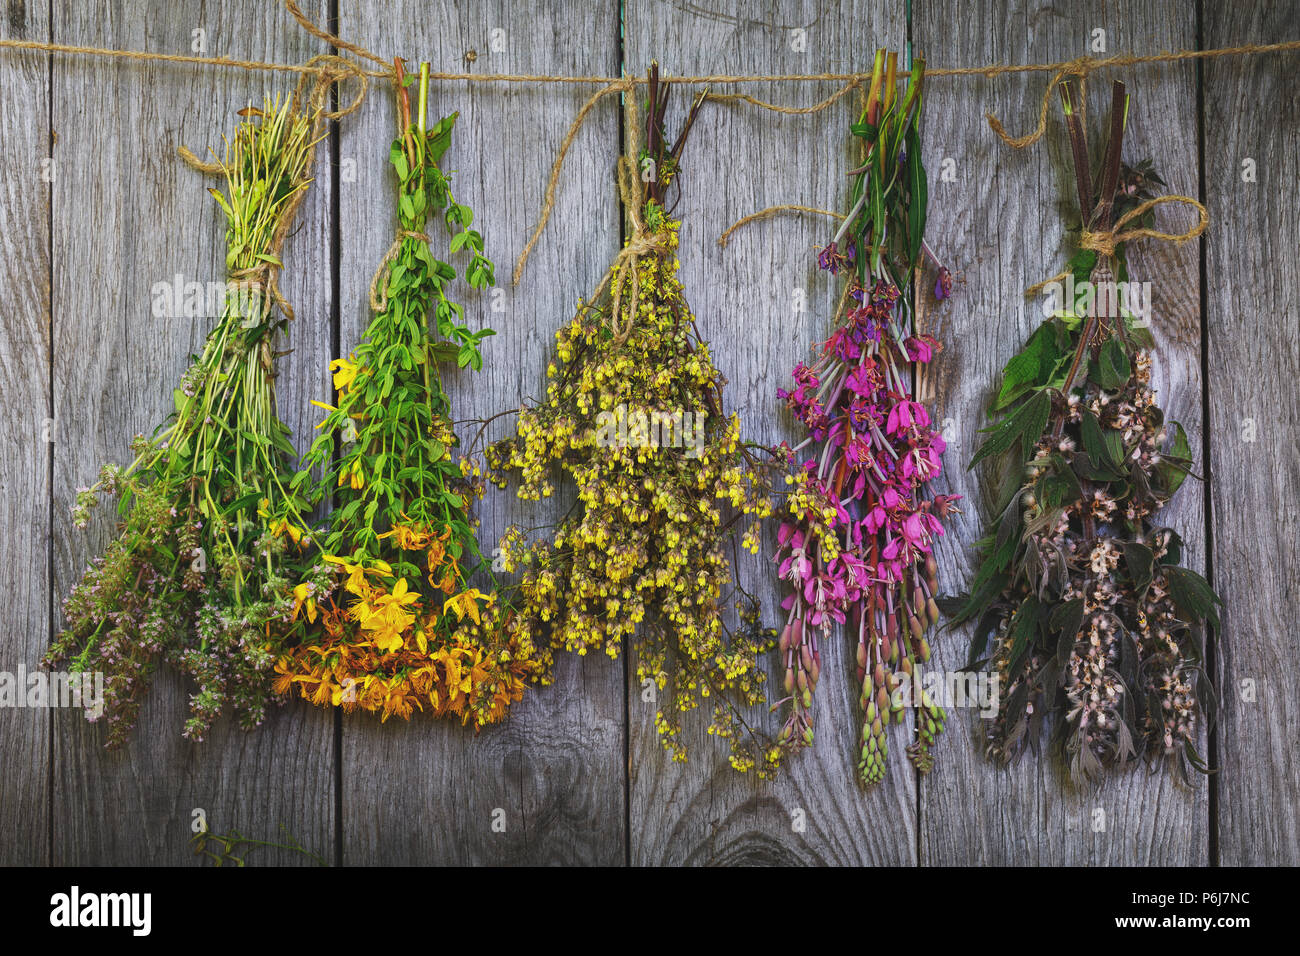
[273,523,540,726]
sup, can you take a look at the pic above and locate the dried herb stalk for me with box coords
[771,50,958,785]
[954,82,1218,782]
[488,65,781,774]
[47,97,321,745]
[271,62,537,725]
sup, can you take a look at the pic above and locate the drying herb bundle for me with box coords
[955,82,1218,782]
[47,97,322,745]
[270,63,537,726]
[487,66,780,774]
[771,50,957,785]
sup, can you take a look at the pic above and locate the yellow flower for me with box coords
[337,459,365,489]
[378,522,431,550]
[290,582,317,623]
[311,399,338,428]
[331,356,360,392]
[444,588,487,625]
[323,554,371,596]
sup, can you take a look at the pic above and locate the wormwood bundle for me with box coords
[771,50,957,785]
[954,82,1218,782]
[47,98,321,746]
[270,63,537,725]
[488,66,780,774]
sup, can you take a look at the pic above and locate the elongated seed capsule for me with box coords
[778,623,792,655]
[919,637,931,662]
[783,667,795,695]
[800,646,813,672]
[909,612,924,641]
[926,596,940,626]
[913,585,925,617]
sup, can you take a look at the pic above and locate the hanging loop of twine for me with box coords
[512,79,629,285]
[986,57,1093,149]
[1024,194,1209,297]
[717,204,842,247]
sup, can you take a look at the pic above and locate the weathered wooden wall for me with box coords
[1,0,1296,866]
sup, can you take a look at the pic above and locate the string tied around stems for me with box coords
[1024,194,1209,298]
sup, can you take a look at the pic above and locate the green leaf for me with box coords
[904,125,927,270]
[1158,421,1193,494]
[1163,565,1221,628]
[969,389,1052,470]
[1095,337,1132,390]
[1124,542,1155,594]
[1049,598,1085,667]
[994,324,1060,410]
[1007,595,1042,679]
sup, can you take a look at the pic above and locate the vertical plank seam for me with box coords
[908,0,924,871]
[45,0,55,869]
[618,0,632,869]
[328,0,345,870]
[1193,0,1220,868]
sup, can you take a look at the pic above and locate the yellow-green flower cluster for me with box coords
[488,211,781,776]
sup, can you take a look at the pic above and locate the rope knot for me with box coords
[369,230,433,314]
[1024,194,1209,298]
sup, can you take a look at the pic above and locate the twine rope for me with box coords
[1023,194,1209,297]
[2,2,1293,282]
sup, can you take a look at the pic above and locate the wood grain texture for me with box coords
[5,0,1298,866]
[337,0,625,866]
[49,0,335,865]
[0,0,51,867]
[1205,0,1300,867]
[915,0,1209,865]
[624,0,917,866]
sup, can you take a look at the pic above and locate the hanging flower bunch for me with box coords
[954,81,1218,782]
[770,51,958,786]
[46,97,324,746]
[488,66,781,774]
[270,62,538,726]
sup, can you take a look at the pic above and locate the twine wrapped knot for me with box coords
[369,230,433,313]
[1024,194,1209,298]
[581,155,675,345]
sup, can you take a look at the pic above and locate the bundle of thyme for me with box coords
[488,65,781,774]
[270,62,537,726]
[954,82,1218,782]
[770,50,957,785]
[47,97,322,745]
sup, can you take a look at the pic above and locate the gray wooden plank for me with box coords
[916,0,1209,865]
[0,0,51,867]
[625,0,917,865]
[338,0,625,865]
[50,0,335,865]
[1205,0,1300,867]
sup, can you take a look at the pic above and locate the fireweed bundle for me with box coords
[47,98,322,745]
[488,67,781,774]
[771,51,958,785]
[270,63,538,726]
[954,82,1218,782]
